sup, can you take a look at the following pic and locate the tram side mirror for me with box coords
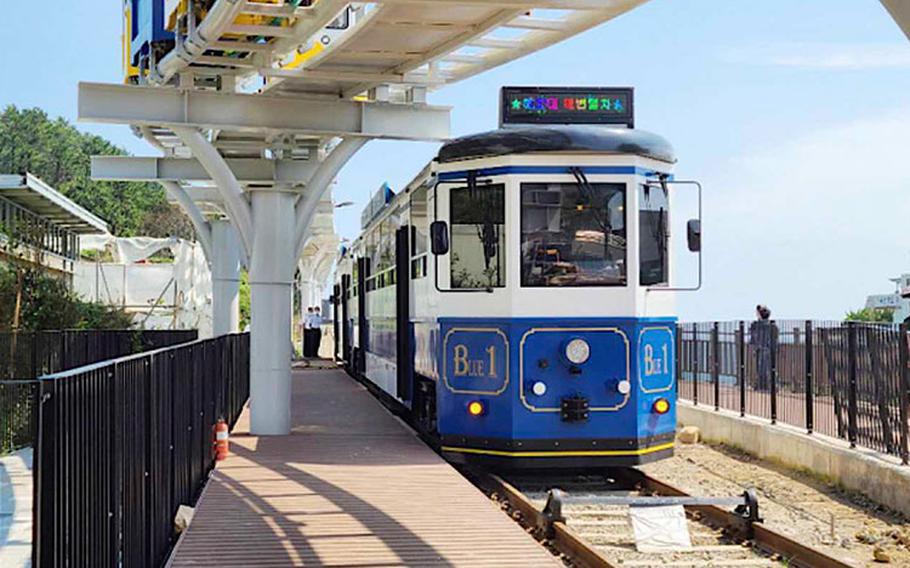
[430,221,449,255]
[687,219,702,252]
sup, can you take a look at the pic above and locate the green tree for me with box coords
[0,263,133,331]
[845,307,895,323]
[0,105,193,239]
[239,270,251,330]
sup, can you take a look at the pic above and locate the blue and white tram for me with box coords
[333,88,701,468]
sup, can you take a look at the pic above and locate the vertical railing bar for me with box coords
[899,323,909,466]
[770,319,778,425]
[712,322,720,411]
[738,320,746,417]
[805,320,814,434]
[848,321,859,448]
[32,379,46,568]
[675,322,682,402]
[692,323,699,406]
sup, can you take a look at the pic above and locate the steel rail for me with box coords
[625,470,853,568]
[473,469,853,568]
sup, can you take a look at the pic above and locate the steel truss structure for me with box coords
[84,0,653,435]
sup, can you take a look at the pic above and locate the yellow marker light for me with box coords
[653,398,671,415]
[467,401,485,417]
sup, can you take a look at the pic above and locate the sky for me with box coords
[1,1,908,321]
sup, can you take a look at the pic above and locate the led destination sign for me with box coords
[501,86,634,128]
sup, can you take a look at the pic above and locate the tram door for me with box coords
[395,226,413,404]
[341,274,351,371]
[356,257,368,376]
[332,284,341,361]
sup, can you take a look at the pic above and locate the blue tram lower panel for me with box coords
[435,317,677,466]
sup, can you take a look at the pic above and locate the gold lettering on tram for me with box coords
[452,344,497,378]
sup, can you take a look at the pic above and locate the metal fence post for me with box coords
[770,320,778,425]
[31,380,44,568]
[738,321,746,417]
[60,331,68,376]
[675,323,682,401]
[35,379,57,568]
[712,322,720,411]
[31,332,39,378]
[847,321,859,448]
[805,320,814,434]
[899,323,909,465]
[692,323,699,406]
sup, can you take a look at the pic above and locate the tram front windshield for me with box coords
[520,182,626,287]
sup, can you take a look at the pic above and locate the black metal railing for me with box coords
[0,329,199,381]
[33,333,250,567]
[677,321,910,464]
[0,330,198,457]
[0,379,39,456]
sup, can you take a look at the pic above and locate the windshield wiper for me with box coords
[570,166,612,242]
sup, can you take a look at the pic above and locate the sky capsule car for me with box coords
[334,87,702,468]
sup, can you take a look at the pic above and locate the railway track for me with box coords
[468,468,854,568]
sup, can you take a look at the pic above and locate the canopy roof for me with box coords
[0,173,110,234]
[153,1,649,99]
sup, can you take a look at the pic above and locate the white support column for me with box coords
[211,220,242,336]
[249,188,297,435]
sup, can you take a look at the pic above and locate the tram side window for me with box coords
[450,184,506,289]
[639,184,669,286]
[377,217,396,271]
[410,187,429,258]
[520,182,626,287]
[366,231,379,272]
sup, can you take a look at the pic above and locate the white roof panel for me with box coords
[152,1,649,99]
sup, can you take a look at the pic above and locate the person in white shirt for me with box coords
[312,306,323,358]
[303,307,316,357]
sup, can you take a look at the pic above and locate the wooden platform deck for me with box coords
[167,368,559,567]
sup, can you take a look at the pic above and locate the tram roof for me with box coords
[437,125,676,164]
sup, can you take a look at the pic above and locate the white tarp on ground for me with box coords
[629,505,692,552]
[75,236,213,337]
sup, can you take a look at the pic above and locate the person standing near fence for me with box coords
[303,307,316,358]
[749,305,778,391]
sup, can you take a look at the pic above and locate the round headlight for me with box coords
[653,398,671,415]
[467,401,485,416]
[532,381,547,396]
[565,338,591,365]
[617,380,631,395]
